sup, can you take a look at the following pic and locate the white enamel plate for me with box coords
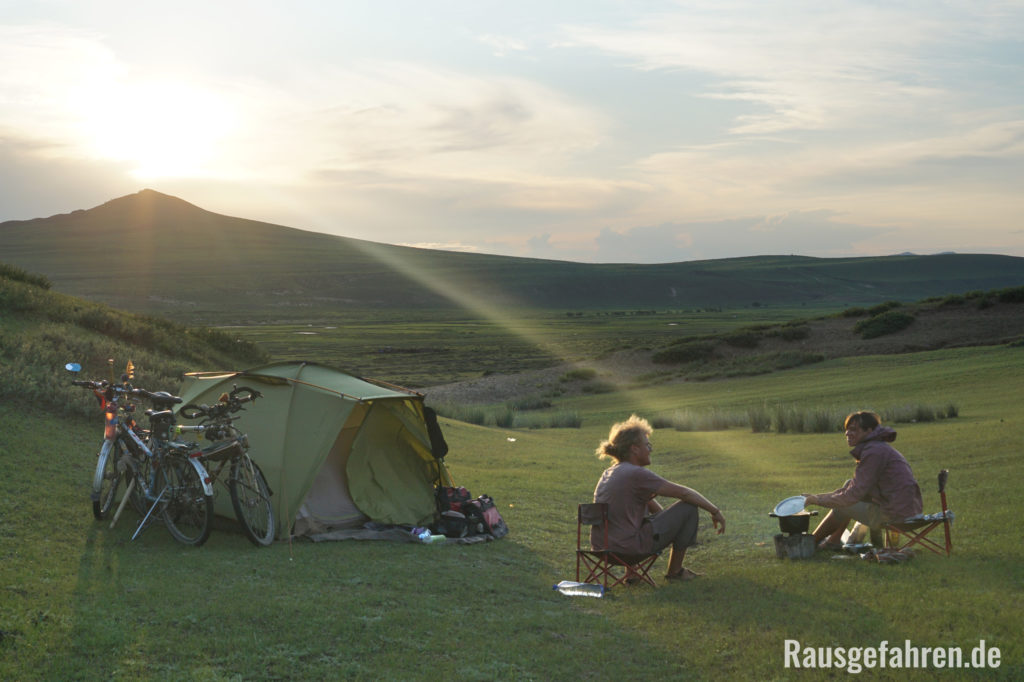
[773,495,806,517]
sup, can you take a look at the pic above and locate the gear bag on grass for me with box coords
[464,494,509,539]
[436,486,508,539]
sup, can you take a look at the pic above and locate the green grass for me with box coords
[3,345,1023,680]
[224,306,816,386]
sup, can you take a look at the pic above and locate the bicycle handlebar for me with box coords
[71,379,108,390]
[72,379,182,406]
[179,385,262,422]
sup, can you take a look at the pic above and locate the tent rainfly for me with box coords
[176,361,452,539]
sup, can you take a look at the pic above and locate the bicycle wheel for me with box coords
[229,453,276,546]
[160,455,213,546]
[92,440,120,520]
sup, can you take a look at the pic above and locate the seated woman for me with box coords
[593,414,725,582]
[803,411,922,549]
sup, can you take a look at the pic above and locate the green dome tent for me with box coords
[177,361,452,540]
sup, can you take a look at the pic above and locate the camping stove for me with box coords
[769,496,818,559]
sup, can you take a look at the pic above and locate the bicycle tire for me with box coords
[160,455,213,546]
[229,453,276,546]
[92,440,120,520]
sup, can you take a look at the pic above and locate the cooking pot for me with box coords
[769,495,818,534]
[770,510,816,534]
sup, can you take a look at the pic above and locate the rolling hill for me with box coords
[0,263,269,416]
[3,189,1024,321]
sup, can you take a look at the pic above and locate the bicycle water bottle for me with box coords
[553,580,605,598]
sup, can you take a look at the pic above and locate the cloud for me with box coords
[0,25,119,155]
[477,34,529,57]
[525,232,558,259]
[206,61,612,187]
[397,241,483,253]
[561,2,1022,136]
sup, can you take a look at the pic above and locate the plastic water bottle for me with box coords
[553,580,605,598]
[411,528,447,544]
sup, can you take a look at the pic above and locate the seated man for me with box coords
[593,414,725,581]
[803,411,922,549]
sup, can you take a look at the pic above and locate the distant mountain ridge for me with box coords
[3,189,1024,319]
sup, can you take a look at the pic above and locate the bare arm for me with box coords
[654,481,726,534]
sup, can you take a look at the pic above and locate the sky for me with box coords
[2,0,1023,264]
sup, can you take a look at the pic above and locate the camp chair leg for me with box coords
[577,551,612,587]
[884,520,952,556]
[607,553,659,588]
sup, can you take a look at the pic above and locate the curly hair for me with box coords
[596,414,652,461]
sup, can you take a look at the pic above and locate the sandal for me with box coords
[665,567,702,582]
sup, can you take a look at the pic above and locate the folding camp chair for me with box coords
[576,503,660,588]
[884,469,954,556]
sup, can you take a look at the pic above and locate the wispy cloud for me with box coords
[562,2,1022,135]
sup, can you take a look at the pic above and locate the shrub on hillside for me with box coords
[747,406,772,433]
[508,396,552,411]
[854,311,915,339]
[0,262,51,289]
[722,331,761,348]
[0,277,52,311]
[581,380,615,394]
[997,285,1024,303]
[771,351,825,370]
[882,403,960,423]
[868,301,903,315]
[650,415,675,429]
[560,368,597,382]
[773,405,804,434]
[778,324,811,341]
[652,340,716,364]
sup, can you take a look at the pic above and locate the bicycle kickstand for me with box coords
[131,488,166,541]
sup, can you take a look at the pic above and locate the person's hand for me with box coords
[710,508,726,534]
[802,494,817,506]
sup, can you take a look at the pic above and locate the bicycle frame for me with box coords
[145,426,215,497]
[85,382,141,510]
[175,424,243,491]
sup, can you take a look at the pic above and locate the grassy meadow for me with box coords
[2,342,1022,680]
[225,306,821,387]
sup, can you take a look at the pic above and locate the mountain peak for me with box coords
[92,189,206,216]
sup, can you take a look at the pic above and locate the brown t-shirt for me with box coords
[592,462,666,554]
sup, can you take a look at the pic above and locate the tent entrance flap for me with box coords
[292,417,368,535]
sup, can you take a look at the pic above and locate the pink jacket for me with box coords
[816,426,923,522]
